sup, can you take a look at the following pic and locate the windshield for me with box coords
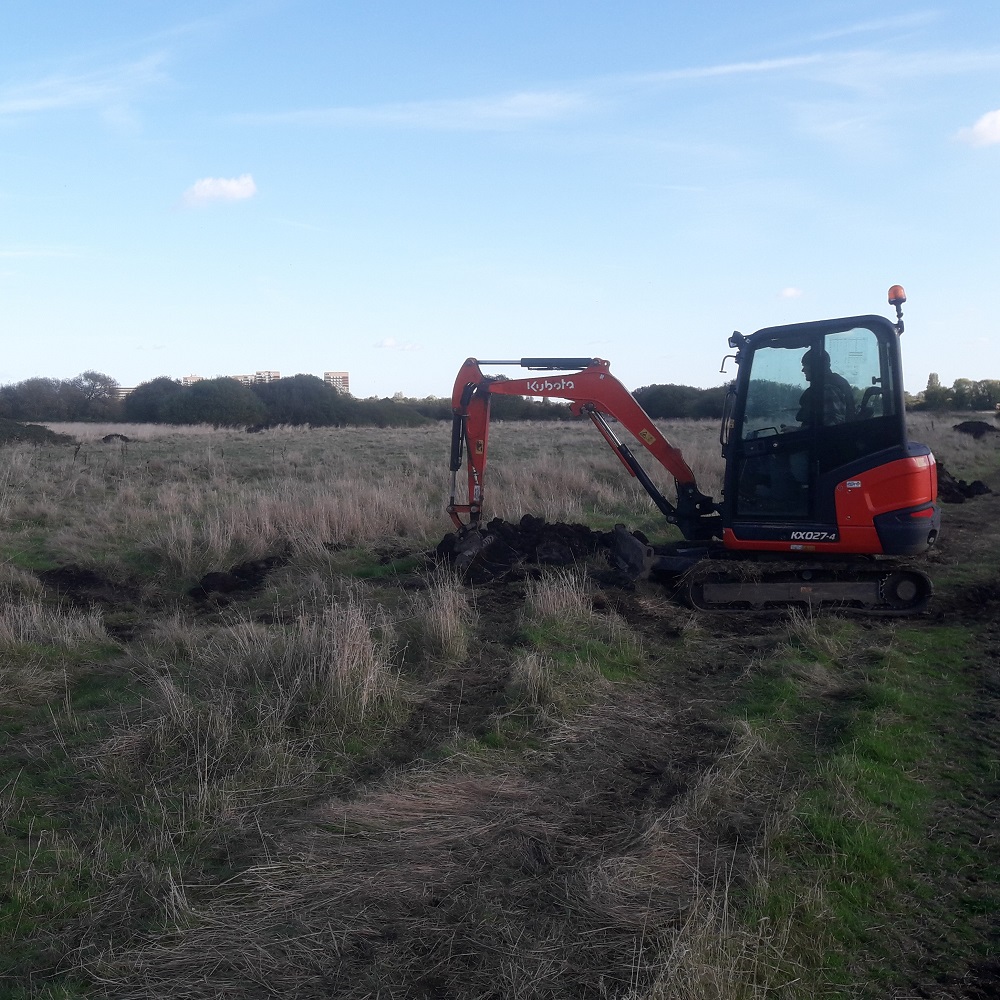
[740,326,893,440]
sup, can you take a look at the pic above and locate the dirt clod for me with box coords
[189,555,288,600]
[938,462,992,504]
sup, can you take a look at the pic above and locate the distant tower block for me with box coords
[231,371,280,386]
[324,371,350,393]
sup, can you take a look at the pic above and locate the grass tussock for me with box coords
[409,567,473,664]
[92,592,400,843]
[0,597,108,650]
[517,568,645,702]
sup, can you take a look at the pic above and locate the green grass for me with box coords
[522,619,644,681]
[0,533,63,571]
[729,620,993,992]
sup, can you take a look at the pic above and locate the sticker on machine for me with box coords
[789,530,838,542]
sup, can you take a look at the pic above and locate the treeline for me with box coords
[0,372,578,427]
[632,383,728,419]
[8,369,989,426]
[0,371,735,427]
[919,374,1000,411]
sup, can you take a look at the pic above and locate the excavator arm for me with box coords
[447,357,721,540]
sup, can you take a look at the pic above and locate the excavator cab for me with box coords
[721,308,939,556]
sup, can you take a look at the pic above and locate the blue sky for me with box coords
[2,2,998,398]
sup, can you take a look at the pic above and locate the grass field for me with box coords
[0,412,997,998]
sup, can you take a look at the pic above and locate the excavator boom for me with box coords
[448,357,720,539]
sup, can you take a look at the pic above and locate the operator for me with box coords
[796,348,856,426]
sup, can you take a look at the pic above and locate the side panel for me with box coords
[841,450,940,555]
[724,454,939,555]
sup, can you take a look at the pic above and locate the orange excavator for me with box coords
[446,286,940,614]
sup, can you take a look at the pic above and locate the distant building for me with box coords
[231,371,281,386]
[324,371,350,393]
[162,369,349,391]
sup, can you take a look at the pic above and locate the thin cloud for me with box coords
[634,54,826,85]
[182,174,257,206]
[234,42,1000,143]
[626,46,1000,106]
[0,55,167,118]
[806,11,939,43]
[956,109,1000,146]
[780,287,804,299]
[239,89,593,131]
[249,61,815,132]
[376,337,420,351]
[0,245,80,259]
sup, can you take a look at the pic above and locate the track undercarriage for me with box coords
[437,519,934,617]
[675,551,933,616]
[617,530,934,616]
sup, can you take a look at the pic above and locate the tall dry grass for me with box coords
[412,566,474,662]
[24,412,989,585]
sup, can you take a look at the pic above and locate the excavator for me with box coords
[445,286,940,614]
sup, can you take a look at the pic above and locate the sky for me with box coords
[1,1,999,399]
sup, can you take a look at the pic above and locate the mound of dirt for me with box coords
[435,515,640,584]
[953,420,999,440]
[37,564,150,639]
[189,555,289,600]
[0,419,74,446]
[938,462,992,504]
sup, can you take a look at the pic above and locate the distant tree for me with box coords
[951,378,975,411]
[122,377,185,423]
[741,380,803,420]
[0,378,67,421]
[633,383,729,420]
[489,395,569,421]
[922,373,953,411]
[251,374,353,426]
[971,379,1000,411]
[162,378,266,426]
[407,397,453,421]
[353,397,432,428]
[689,385,728,419]
[64,371,122,420]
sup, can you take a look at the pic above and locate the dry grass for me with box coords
[18,412,985,583]
[89,590,401,849]
[524,566,594,622]
[91,763,695,998]
[0,596,108,649]
[415,567,474,662]
[90,696,804,1000]
[508,648,610,716]
[484,418,726,531]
